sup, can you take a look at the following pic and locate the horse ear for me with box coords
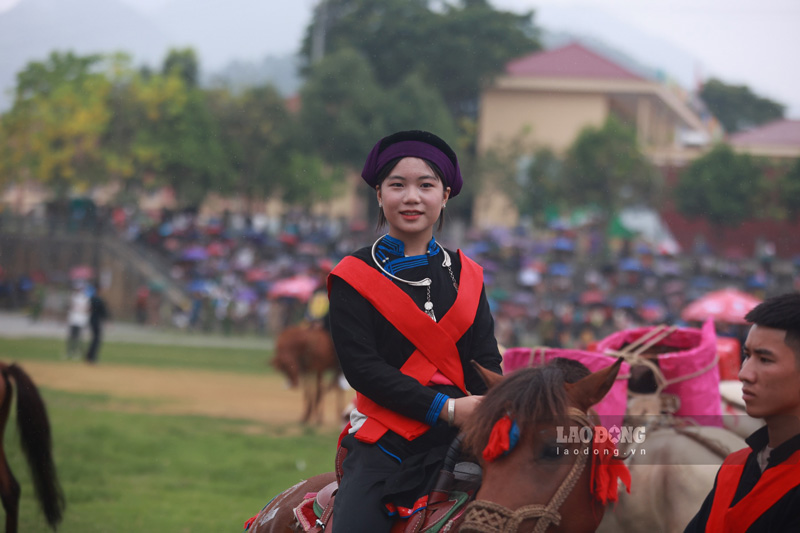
[565,357,623,413]
[471,361,504,389]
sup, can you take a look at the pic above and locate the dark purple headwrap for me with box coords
[361,130,463,197]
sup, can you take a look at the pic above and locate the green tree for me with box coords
[102,53,158,192]
[780,158,800,221]
[162,48,200,88]
[282,152,344,209]
[382,73,458,142]
[700,78,785,134]
[300,0,540,120]
[673,143,763,230]
[424,0,540,118]
[298,48,387,169]
[208,85,294,212]
[125,51,229,207]
[520,147,563,221]
[561,116,658,213]
[0,52,111,196]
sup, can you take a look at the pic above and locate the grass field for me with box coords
[0,336,272,374]
[0,336,341,533]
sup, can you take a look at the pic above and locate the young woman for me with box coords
[328,130,503,531]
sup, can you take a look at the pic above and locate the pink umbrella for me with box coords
[69,265,94,281]
[268,275,319,302]
[681,288,762,325]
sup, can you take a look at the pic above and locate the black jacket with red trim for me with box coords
[328,245,502,427]
[683,425,800,532]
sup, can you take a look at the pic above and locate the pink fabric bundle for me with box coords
[595,319,723,426]
[502,347,630,430]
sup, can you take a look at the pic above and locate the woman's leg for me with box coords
[332,435,396,533]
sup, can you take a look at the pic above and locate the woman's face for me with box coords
[377,157,450,243]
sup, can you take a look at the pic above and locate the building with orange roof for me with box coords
[475,42,713,227]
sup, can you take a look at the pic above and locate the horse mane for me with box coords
[462,364,569,460]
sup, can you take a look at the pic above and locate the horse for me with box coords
[245,357,625,533]
[596,423,745,533]
[0,362,64,533]
[589,332,751,533]
[272,324,344,425]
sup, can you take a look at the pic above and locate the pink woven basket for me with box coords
[595,319,723,427]
[502,347,630,430]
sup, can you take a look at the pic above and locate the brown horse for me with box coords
[272,324,344,425]
[246,358,624,532]
[0,362,64,533]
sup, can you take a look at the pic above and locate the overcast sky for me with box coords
[1,0,797,116]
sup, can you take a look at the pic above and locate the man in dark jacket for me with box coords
[684,292,800,532]
[86,286,109,364]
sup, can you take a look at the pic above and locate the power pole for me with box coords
[311,0,328,63]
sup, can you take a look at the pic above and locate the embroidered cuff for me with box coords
[426,393,450,426]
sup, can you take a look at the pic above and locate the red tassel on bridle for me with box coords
[590,427,631,504]
[482,414,520,462]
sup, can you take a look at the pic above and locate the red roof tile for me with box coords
[506,42,644,81]
[727,119,800,147]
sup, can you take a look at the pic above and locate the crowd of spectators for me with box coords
[3,205,799,352]
[109,206,800,349]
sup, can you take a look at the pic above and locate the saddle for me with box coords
[295,441,481,533]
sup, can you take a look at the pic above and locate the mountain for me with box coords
[206,55,301,97]
[151,0,309,70]
[0,0,170,108]
[0,0,306,111]
[535,4,700,90]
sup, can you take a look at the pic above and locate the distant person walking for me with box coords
[65,284,89,359]
[86,287,109,364]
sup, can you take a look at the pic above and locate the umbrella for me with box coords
[619,257,642,272]
[613,295,638,309]
[181,246,209,262]
[548,263,572,277]
[245,268,271,283]
[640,299,666,322]
[268,275,318,302]
[236,287,258,302]
[69,265,94,281]
[551,237,574,252]
[745,273,768,289]
[579,289,606,306]
[681,288,762,325]
[206,241,227,257]
[187,279,214,294]
[690,276,714,290]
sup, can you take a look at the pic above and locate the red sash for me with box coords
[328,251,483,442]
[706,447,800,532]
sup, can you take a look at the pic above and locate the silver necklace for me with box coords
[371,234,458,321]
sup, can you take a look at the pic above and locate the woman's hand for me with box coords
[440,395,484,427]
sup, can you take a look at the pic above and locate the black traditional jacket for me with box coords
[684,425,800,532]
[328,238,502,431]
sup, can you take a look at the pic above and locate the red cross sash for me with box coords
[328,251,483,442]
[706,447,800,532]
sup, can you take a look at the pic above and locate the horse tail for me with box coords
[5,364,65,529]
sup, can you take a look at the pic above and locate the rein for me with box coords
[458,408,594,533]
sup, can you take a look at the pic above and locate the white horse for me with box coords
[597,424,745,533]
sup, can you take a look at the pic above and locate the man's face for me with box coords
[739,325,800,421]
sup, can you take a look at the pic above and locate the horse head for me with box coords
[461,357,624,533]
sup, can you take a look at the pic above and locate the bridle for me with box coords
[458,407,595,533]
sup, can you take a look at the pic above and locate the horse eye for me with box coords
[541,444,564,460]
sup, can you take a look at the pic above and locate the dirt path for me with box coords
[21,360,354,430]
